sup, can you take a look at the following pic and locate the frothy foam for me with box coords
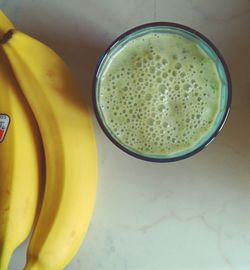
[98,32,221,155]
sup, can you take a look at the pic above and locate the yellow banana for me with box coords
[0,10,98,270]
[0,48,42,269]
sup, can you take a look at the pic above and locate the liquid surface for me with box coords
[98,32,221,155]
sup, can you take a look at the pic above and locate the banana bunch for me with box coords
[0,10,98,270]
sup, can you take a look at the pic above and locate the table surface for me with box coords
[2,0,250,269]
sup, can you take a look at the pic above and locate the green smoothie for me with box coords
[98,32,221,155]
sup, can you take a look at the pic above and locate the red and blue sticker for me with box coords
[0,114,10,143]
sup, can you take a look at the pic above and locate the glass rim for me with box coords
[92,22,232,163]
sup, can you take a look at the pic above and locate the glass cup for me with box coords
[93,22,232,162]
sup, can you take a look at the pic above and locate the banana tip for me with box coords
[0,10,15,43]
[0,29,14,45]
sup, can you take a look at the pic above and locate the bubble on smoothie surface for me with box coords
[98,32,221,155]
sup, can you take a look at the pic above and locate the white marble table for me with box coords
[1,0,250,269]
